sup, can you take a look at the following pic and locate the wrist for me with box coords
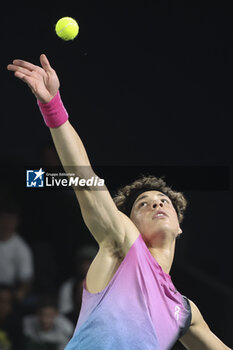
[37,90,69,128]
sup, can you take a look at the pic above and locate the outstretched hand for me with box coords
[7,54,60,103]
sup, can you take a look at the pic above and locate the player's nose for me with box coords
[151,199,164,209]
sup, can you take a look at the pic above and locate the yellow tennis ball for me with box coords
[55,17,79,41]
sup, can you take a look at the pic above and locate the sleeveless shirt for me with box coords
[65,234,191,350]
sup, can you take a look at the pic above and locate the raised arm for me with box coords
[7,54,138,247]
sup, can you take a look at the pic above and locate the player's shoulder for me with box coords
[187,299,208,328]
[189,299,200,314]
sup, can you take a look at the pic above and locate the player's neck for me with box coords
[147,236,176,275]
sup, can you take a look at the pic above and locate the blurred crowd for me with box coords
[0,194,98,350]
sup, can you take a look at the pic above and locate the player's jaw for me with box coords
[132,205,181,239]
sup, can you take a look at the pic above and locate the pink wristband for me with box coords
[37,90,69,128]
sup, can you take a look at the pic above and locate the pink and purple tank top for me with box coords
[65,234,191,349]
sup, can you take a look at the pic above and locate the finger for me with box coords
[7,64,19,71]
[14,70,30,81]
[7,64,32,76]
[14,71,35,89]
[12,59,37,72]
[14,71,24,80]
[40,54,53,72]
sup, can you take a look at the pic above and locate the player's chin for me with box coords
[153,218,170,228]
[153,221,173,233]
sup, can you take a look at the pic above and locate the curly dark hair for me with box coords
[113,175,187,223]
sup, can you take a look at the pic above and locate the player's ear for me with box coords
[176,227,182,240]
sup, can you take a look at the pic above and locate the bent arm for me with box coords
[7,54,139,246]
[50,120,138,245]
[180,300,231,350]
[47,96,135,246]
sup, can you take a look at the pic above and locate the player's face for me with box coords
[130,190,182,240]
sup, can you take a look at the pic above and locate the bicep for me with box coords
[180,300,231,350]
[75,185,139,246]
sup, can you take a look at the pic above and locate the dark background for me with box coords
[2,1,233,348]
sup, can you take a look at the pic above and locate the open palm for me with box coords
[7,54,60,103]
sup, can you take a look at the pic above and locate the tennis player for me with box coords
[7,54,231,350]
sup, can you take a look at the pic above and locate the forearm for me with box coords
[180,330,231,350]
[50,120,94,178]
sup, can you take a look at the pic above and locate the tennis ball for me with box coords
[55,17,79,41]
